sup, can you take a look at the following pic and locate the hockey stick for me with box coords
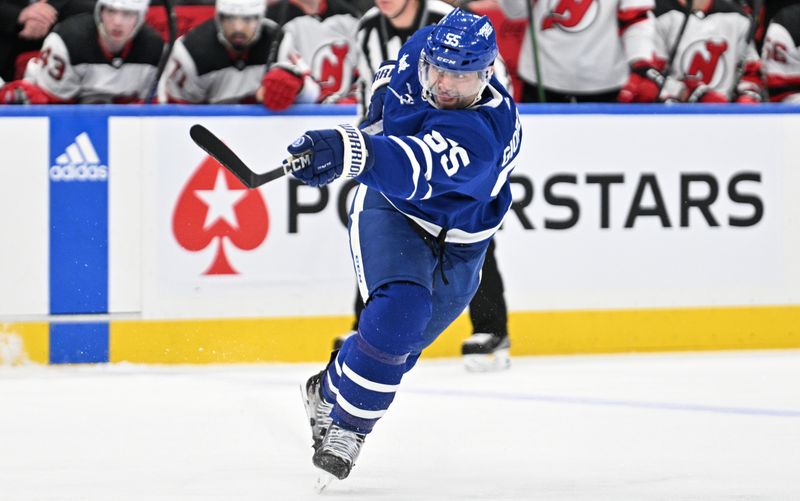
[145,0,178,103]
[266,0,287,66]
[657,0,693,96]
[252,1,287,105]
[525,0,546,102]
[189,124,309,188]
[727,0,763,100]
[189,120,383,189]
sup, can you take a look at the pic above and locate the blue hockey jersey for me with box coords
[355,26,522,244]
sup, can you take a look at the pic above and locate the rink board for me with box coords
[1,104,799,364]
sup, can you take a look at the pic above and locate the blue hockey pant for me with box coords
[321,185,490,434]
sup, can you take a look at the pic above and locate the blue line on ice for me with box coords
[404,388,800,418]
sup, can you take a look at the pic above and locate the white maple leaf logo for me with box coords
[398,53,410,73]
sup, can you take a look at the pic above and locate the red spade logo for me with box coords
[173,156,269,275]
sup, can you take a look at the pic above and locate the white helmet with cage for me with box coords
[215,0,267,50]
[94,0,150,44]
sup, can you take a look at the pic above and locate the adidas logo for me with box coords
[49,132,108,182]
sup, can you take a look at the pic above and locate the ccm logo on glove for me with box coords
[284,147,313,173]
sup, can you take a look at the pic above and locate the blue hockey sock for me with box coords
[321,343,348,404]
[322,335,423,406]
[329,282,432,434]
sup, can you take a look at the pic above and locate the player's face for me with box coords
[100,7,139,47]
[426,65,485,109]
[219,14,260,49]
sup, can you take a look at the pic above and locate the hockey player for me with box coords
[256,0,361,110]
[159,0,294,103]
[0,0,163,104]
[654,0,765,102]
[499,0,661,102]
[761,2,800,102]
[291,9,521,481]
[334,0,513,372]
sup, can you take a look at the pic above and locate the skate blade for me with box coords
[314,472,335,493]
[299,383,314,421]
[463,349,511,373]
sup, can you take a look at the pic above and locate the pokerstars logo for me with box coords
[172,156,269,275]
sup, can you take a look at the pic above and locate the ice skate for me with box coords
[332,330,356,351]
[312,423,366,480]
[300,370,333,450]
[462,332,511,372]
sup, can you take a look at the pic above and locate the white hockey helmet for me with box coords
[216,0,266,17]
[94,0,151,43]
[215,0,267,49]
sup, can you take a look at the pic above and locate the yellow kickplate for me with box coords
[108,305,800,364]
[0,322,49,365]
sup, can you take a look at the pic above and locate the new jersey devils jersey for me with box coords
[160,19,282,103]
[269,0,360,102]
[24,13,163,103]
[655,0,761,98]
[761,2,800,102]
[499,0,657,93]
[356,27,522,243]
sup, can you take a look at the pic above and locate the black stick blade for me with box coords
[189,124,261,188]
[189,124,311,188]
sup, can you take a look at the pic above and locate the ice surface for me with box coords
[2,350,799,500]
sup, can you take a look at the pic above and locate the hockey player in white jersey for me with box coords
[0,0,163,104]
[288,10,521,483]
[761,2,800,102]
[160,0,301,103]
[256,0,361,110]
[654,0,765,102]
[499,0,662,102]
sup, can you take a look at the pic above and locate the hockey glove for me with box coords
[684,78,728,103]
[359,60,395,130]
[287,124,374,187]
[734,90,761,104]
[261,64,305,111]
[734,62,765,104]
[618,62,664,103]
[734,80,764,104]
[0,80,51,104]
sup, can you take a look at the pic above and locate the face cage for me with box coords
[95,5,145,47]
[215,13,264,51]
[418,53,492,109]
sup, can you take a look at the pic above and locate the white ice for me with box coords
[2,350,799,500]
